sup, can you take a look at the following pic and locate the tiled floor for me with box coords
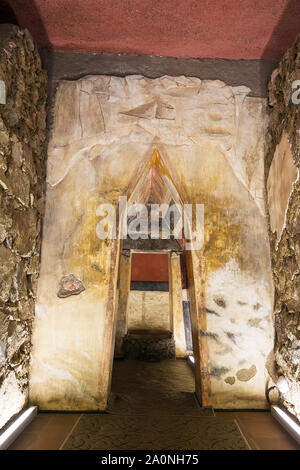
[215,411,299,450]
[8,413,81,450]
[8,410,299,450]
[8,360,300,450]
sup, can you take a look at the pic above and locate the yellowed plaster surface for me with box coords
[127,291,170,332]
[30,75,274,410]
[169,252,187,358]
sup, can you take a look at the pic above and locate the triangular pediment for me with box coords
[129,149,181,207]
[122,149,184,251]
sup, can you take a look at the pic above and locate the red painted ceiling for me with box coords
[5,0,300,59]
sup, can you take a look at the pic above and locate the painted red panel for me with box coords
[8,0,300,60]
[131,253,169,282]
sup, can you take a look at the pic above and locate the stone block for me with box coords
[0,245,16,303]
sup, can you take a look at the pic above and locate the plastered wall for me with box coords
[30,74,274,410]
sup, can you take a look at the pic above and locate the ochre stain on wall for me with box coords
[203,205,241,275]
[65,195,112,286]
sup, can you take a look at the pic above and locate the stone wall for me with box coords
[266,34,300,420]
[0,25,47,429]
[127,291,170,332]
[123,332,175,362]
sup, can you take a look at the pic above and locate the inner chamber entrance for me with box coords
[127,253,171,360]
[110,246,196,410]
[109,148,200,409]
[114,250,193,361]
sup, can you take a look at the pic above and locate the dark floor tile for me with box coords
[9,413,81,450]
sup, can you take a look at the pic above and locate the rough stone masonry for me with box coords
[0,25,47,429]
[266,33,300,420]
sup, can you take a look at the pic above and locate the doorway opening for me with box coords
[107,149,211,411]
[109,242,198,413]
[125,252,174,362]
[114,249,193,360]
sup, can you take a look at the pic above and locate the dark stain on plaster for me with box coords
[92,264,105,274]
[213,295,226,308]
[225,331,238,345]
[253,302,261,311]
[210,366,230,379]
[224,376,235,385]
[57,274,85,298]
[215,346,233,355]
[204,307,220,317]
[199,329,219,342]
